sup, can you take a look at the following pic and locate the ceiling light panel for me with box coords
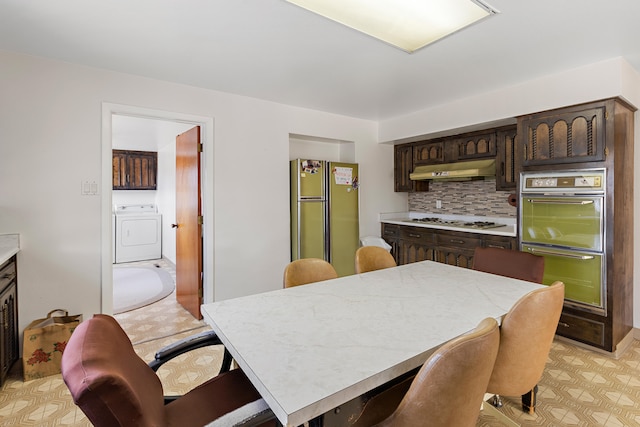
[286,0,498,53]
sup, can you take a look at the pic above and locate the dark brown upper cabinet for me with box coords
[394,145,429,192]
[496,126,518,191]
[518,100,608,166]
[455,131,496,160]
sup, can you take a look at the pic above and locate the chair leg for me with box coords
[491,394,503,408]
[521,385,538,414]
[221,348,233,373]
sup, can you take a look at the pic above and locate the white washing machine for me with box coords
[114,204,162,264]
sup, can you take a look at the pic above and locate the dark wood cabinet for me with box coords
[381,224,400,259]
[394,126,517,192]
[0,255,18,386]
[434,231,481,268]
[518,97,635,353]
[413,141,445,165]
[518,100,607,166]
[556,312,605,349]
[112,150,158,190]
[496,126,518,191]
[397,226,437,265]
[482,234,517,250]
[382,223,516,269]
[394,145,428,193]
[455,132,496,160]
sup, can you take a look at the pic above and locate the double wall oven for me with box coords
[519,169,605,314]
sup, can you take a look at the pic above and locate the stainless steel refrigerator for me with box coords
[290,159,359,277]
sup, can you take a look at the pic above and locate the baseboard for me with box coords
[554,329,636,359]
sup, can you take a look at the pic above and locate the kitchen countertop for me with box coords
[380,212,517,237]
[0,234,20,265]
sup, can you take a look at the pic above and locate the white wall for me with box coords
[379,57,640,328]
[0,50,394,335]
[378,57,638,143]
[3,48,639,336]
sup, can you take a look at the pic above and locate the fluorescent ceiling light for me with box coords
[286,0,498,53]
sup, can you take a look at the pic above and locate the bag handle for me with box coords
[47,309,69,318]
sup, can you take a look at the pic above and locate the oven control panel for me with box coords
[521,169,605,193]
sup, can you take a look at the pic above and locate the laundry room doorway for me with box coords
[101,103,215,318]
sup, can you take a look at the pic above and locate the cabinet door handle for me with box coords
[558,322,570,328]
[171,224,179,228]
[486,244,504,249]
[408,233,421,238]
[449,239,465,244]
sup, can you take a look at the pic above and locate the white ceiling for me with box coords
[2,0,639,121]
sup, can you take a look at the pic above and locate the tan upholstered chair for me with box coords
[283,258,338,288]
[472,246,551,417]
[351,317,500,427]
[473,247,545,283]
[61,314,276,427]
[486,281,565,420]
[355,246,397,274]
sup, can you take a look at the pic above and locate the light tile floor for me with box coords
[1,259,640,426]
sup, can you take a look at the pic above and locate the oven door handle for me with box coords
[527,248,595,260]
[526,199,594,205]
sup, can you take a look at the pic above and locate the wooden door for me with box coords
[175,126,203,319]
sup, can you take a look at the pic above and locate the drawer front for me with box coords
[556,312,605,349]
[483,236,516,250]
[400,226,434,243]
[435,232,482,249]
[381,224,400,239]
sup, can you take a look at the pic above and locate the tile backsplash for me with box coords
[408,179,516,218]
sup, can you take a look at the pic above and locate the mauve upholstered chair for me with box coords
[61,314,276,427]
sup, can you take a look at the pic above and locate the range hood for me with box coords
[410,159,496,181]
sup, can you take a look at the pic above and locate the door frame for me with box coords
[101,103,215,314]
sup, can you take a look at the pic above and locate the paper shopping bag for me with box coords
[22,309,82,381]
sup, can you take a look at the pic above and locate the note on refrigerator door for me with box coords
[333,167,353,185]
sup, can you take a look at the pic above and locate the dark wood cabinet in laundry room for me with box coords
[112,150,158,190]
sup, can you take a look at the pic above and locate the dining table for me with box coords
[201,260,544,427]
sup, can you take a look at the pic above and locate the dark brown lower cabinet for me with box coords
[382,223,516,268]
[0,255,18,386]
